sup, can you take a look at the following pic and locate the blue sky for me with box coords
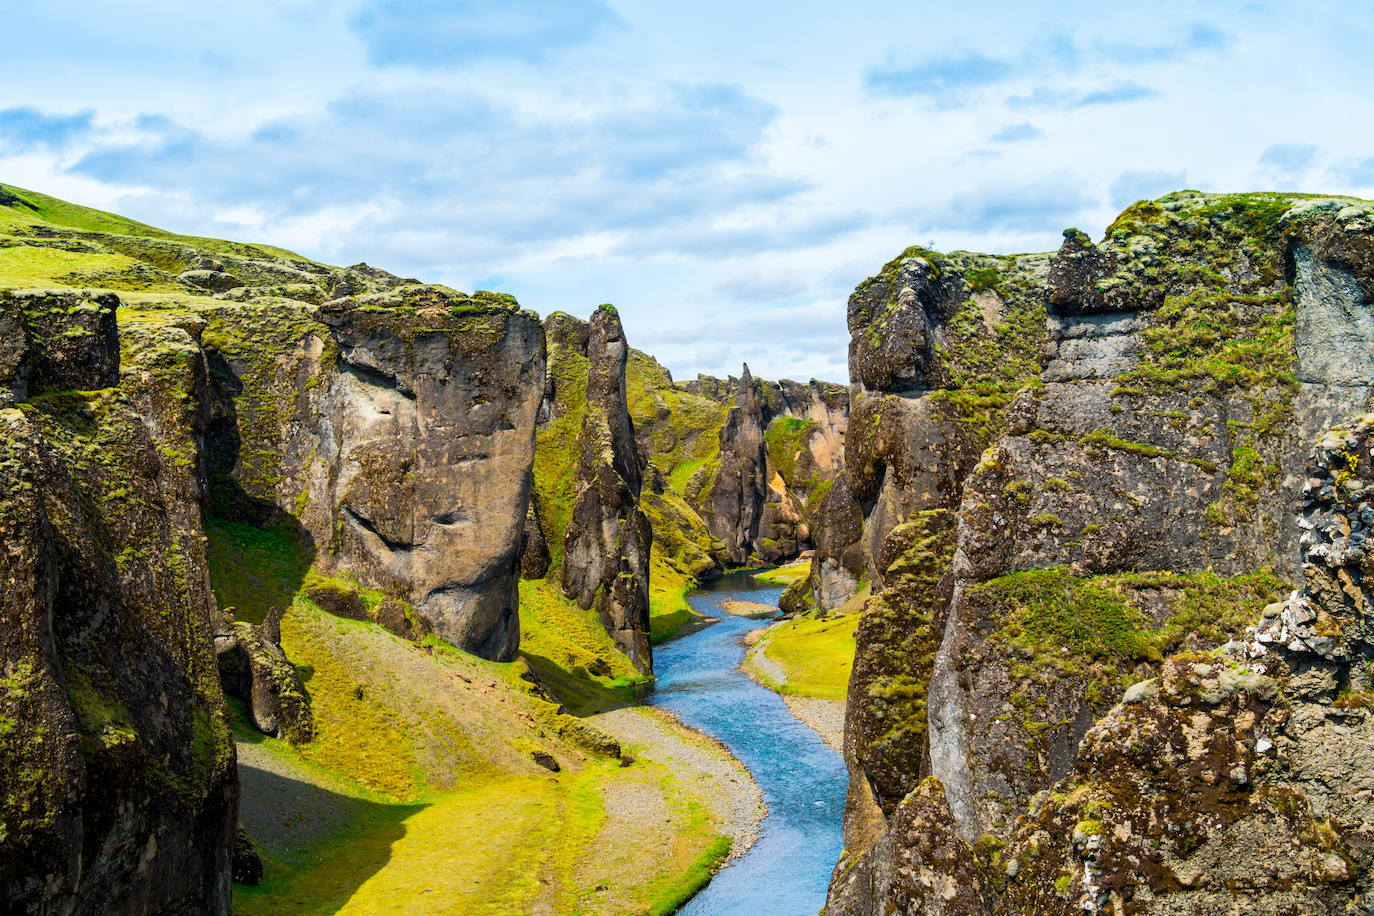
[3,1,1372,381]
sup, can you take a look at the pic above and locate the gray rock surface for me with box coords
[825,193,1374,915]
[204,287,545,662]
[562,306,653,673]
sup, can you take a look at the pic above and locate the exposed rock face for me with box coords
[708,365,770,564]
[811,475,866,611]
[825,193,1374,915]
[0,294,236,914]
[562,306,653,673]
[986,413,1374,914]
[314,293,543,661]
[1,291,120,406]
[519,503,551,579]
[692,371,848,567]
[204,287,545,662]
[629,355,846,589]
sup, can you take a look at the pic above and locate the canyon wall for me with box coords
[0,291,236,914]
[204,285,545,662]
[825,192,1374,914]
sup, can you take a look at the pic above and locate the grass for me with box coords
[753,559,810,587]
[205,517,311,625]
[518,578,649,714]
[753,612,860,700]
[206,509,738,915]
[1,182,310,262]
[235,760,729,916]
[647,545,711,644]
[0,243,178,290]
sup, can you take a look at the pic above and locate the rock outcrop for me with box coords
[561,306,653,673]
[216,614,313,744]
[708,365,770,564]
[0,292,236,914]
[204,287,545,662]
[825,192,1374,915]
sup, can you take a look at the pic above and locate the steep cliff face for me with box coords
[826,193,1374,915]
[0,291,236,914]
[561,306,653,672]
[708,365,770,564]
[203,287,545,662]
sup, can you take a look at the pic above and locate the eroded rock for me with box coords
[562,306,653,673]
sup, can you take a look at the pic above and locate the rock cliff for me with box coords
[204,286,545,662]
[824,192,1374,914]
[561,306,653,672]
[0,291,236,914]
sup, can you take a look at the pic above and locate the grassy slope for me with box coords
[209,521,732,915]
[744,562,863,700]
[753,614,860,700]
[752,559,810,587]
[0,183,308,262]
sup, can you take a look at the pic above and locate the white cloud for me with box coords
[1,0,1372,381]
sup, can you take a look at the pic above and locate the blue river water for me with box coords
[647,572,846,916]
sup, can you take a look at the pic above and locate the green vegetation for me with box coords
[763,416,814,484]
[625,349,728,500]
[1,183,309,261]
[207,507,736,914]
[519,578,650,713]
[977,566,1288,673]
[753,560,810,586]
[234,756,729,916]
[854,510,957,793]
[205,518,311,625]
[750,613,859,700]
[532,322,590,570]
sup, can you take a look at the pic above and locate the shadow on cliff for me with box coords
[233,759,423,913]
[202,351,315,625]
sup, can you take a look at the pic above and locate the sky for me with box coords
[3,1,1373,382]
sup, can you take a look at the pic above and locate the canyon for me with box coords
[5,182,1374,915]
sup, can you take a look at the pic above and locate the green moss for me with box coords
[532,329,590,569]
[763,416,814,484]
[1079,428,1173,459]
[980,567,1287,673]
[852,509,957,805]
[205,517,311,625]
[518,578,648,714]
[625,349,729,510]
[980,568,1160,666]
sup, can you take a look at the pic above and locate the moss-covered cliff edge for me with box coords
[822,191,1374,915]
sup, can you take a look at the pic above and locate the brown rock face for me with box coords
[203,288,546,663]
[0,296,236,914]
[562,306,652,673]
[316,297,544,661]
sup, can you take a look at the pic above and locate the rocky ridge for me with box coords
[560,306,653,672]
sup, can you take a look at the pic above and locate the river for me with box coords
[647,572,847,916]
